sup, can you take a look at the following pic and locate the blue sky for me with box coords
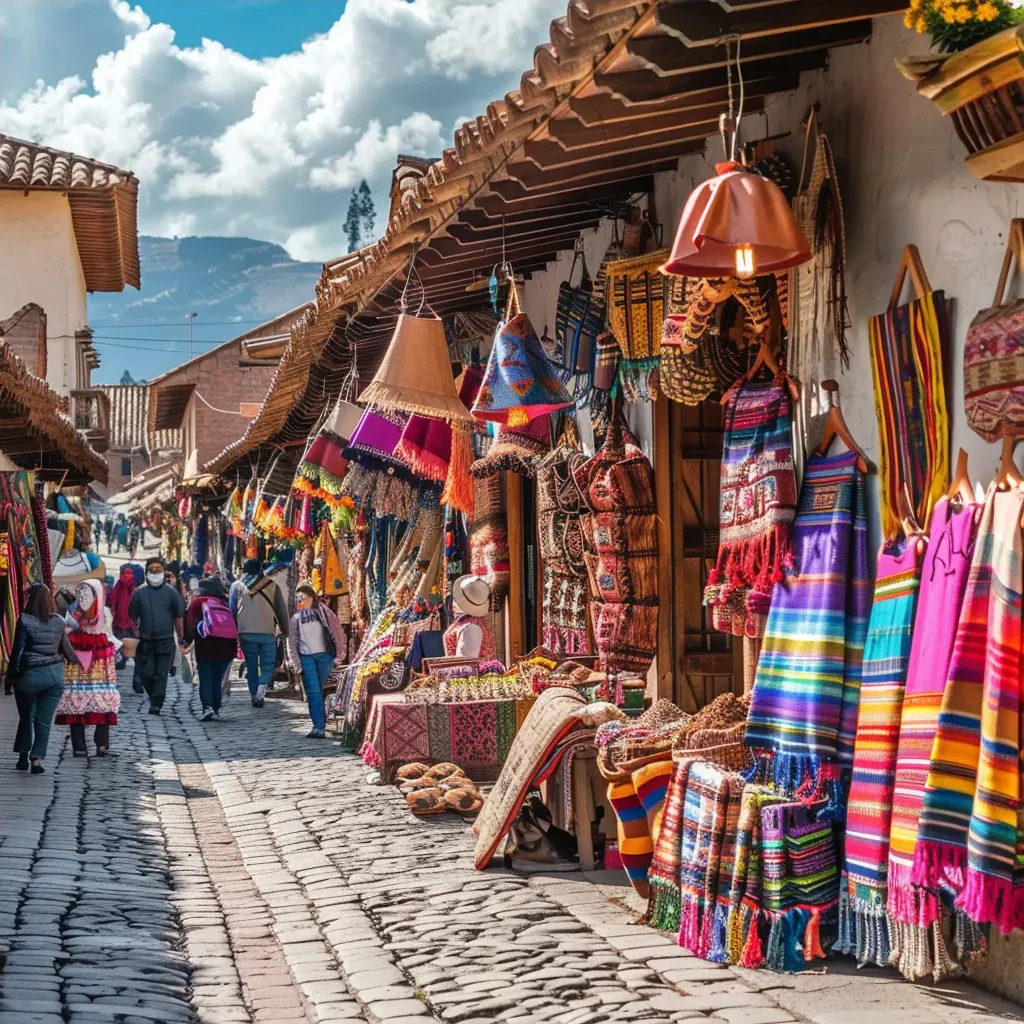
[139,0,346,58]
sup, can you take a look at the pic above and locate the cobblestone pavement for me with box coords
[1,665,1023,1024]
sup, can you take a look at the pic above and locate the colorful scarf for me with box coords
[704,774,746,963]
[761,801,838,971]
[727,786,787,968]
[645,755,696,931]
[745,450,870,803]
[886,498,979,980]
[868,288,951,539]
[678,761,730,956]
[704,378,797,639]
[913,488,1024,936]
[837,543,921,967]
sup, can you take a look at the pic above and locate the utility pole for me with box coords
[187,311,197,363]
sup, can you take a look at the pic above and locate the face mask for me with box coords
[76,586,95,612]
[147,572,165,588]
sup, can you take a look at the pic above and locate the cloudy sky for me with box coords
[0,0,567,261]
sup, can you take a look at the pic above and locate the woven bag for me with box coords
[964,218,1024,441]
[555,245,603,408]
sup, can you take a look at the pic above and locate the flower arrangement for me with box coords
[906,0,1023,52]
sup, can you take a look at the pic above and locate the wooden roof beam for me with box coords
[504,147,695,190]
[523,123,722,169]
[656,0,904,47]
[474,175,654,215]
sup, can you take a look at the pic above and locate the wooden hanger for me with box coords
[993,218,1024,308]
[816,379,869,473]
[723,338,801,405]
[888,245,932,311]
[995,435,1023,490]
[946,448,975,505]
[892,481,926,553]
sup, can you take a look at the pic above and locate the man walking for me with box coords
[104,517,114,555]
[128,557,186,715]
[230,557,288,708]
[92,516,102,552]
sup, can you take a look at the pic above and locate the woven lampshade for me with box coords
[663,161,810,278]
[359,313,475,423]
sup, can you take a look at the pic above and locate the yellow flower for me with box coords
[977,1,999,19]
[916,13,928,30]
[954,2,973,20]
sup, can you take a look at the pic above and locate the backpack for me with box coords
[198,598,238,640]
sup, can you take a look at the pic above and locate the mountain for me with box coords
[87,236,324,383]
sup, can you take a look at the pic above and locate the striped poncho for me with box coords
[745,450,871,806]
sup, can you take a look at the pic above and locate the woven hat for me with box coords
[452,574,491,617]
[359,314,475,423]
[471,313,572,427]
[470,415,551,479]
[342,406,411,475]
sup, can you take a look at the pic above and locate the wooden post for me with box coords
[654,392,675,702]
[505,471,525,662]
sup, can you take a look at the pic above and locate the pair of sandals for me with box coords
[396,761,484,816]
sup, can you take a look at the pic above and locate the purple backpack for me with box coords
[198,598,238,640]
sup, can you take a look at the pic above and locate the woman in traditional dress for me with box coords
[286,583,347,739]
[55,579,120,757]
[443,575,496,659]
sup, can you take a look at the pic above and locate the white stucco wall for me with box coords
[0,190,88,396]
[518,14,1024,996]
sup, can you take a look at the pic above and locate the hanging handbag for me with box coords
[965,218,1024,442]
[555,243,602,409]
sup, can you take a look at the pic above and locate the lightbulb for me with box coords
[734,244,756,280]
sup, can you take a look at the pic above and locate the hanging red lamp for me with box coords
[662,161,811,279]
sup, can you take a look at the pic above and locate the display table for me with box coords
[360,694,536,783]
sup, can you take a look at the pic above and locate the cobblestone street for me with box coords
[1,667,1023,1024]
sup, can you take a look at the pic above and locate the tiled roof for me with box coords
[98,384,149,452]
[0,134,140,292]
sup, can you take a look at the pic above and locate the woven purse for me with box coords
[555,245,604,408]
[965,219,1024,441]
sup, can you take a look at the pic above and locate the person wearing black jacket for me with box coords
[9,584,68,774]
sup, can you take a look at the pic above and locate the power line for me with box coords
[88,318,278,329]
[91,336,228,345]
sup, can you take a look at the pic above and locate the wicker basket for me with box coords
[897,26,1024,182]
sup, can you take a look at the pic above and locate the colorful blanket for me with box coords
[745,450,870,802]
[761,801,838,971]
[837,543,921,966]
[913,488,1024,936]
[887,498,979,980]
[645,755,697,931]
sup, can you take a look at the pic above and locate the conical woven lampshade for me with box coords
[663,161,810,278]
[359,314,475,423]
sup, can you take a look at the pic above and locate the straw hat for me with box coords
[359,314,475,424]
[452,574,491,617]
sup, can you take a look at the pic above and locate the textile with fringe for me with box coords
[913,487,1024,936]
[745,450,870,804]
[836,543,921,967]
[704,378,798,639]
[887,498,980,980]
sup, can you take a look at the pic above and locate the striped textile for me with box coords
[608,780,653,898]
[645,756,698,931]
[761,801,839,971]
[678,762,730,956]
[745,450,870,794]
[837,545,921,966]
[868,289,950,541]
[887,498,979,980]
[727,786,788,968]
[913,488,1024,935]
[704,774,747,963]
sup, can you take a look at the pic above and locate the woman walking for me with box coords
[184,576,237,721]
[10,584,69,774]
[56,579,120,757]
[287,584,346,739]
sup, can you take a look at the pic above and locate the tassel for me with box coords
[441,421,474,516]
[765,915,785,972]
[804,909,826,961]
[678,898,700,954]
[707,903,730,963]
[740,911,765,968]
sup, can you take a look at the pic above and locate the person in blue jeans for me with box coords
[184,576,237,721]
[229,558,288,708]
[287,583,347,738]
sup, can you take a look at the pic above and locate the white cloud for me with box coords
[0,0,566,261]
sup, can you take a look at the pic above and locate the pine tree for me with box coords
[357,179,376,245]
[343,190,362,253]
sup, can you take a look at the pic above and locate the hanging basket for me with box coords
[897,26,1024,182]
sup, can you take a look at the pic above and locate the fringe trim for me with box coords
[441,422,474,516]
[886,859,941,928]
[395,439,449,483]
[644,878,681,932]
[955,870,1024,936]
[679,896,700,954]
[911,839,967,893]
[836,887,890,967]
